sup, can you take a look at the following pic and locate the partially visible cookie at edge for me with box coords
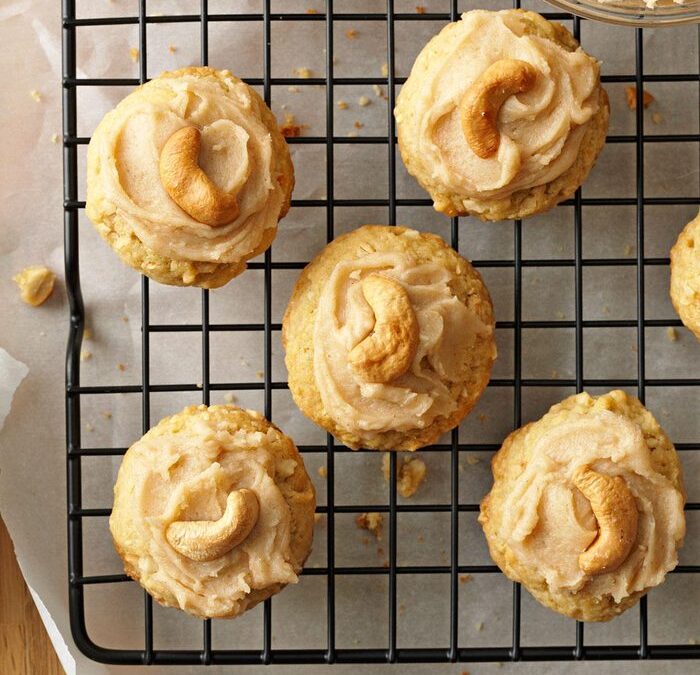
[670,209,700,340]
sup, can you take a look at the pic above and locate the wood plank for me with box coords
[0,516,64,675]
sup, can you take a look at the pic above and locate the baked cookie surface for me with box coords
[87,67,294,288]
[670,209,700,340]
[480,390,685,622]
[394,9,609,222]
[282,225,496,451]
[109,405,315,619]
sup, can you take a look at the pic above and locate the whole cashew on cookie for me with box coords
[573,466,639,576]
[166,488,260,562]
[348,274,419,384]
[159,126,240,227]
[460,58,538,159]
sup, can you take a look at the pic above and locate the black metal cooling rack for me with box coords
[64,0,700,666]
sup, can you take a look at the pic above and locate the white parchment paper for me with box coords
[0,1,699,673]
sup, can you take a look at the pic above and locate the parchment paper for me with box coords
[0,1,699,673]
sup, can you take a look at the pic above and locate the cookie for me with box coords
[87,67,294,288]
[394,9,609,221]
[282,225,496,451]
[670,209,700,340]
[109,405,315,619]
[480,390,685,622]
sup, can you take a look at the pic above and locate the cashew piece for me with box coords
[460,59,538,159]
[166,488,259,562]
[159,126,240,227]
[348,274,419,383]
[573,466,639,576]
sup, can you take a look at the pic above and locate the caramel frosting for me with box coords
[313,250,492,447]
[395,10,602,204]
[88,69,287,264]
[501,410,685,602]
[110,407,302,618]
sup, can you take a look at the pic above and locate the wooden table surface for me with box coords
[1,516,64,674]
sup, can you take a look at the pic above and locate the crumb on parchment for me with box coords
[356,512,383,540]
[51,133,59,144]
[459,574,473,584]
[168,44,177,54]
[465,454,480,466]
[381,453,427,498]
[337,100,348,110]
[317,465,327,478]
[30,89,41,102]
[358,95,370,107]
[80,350,92,362]
[280,112,306,138]
[416,5,426,13]
[13,266,55,306]
[666,327,678,342]
[380,62,388,77]
[345,28,358,39]
[294,66,312,79]
[223,392,237,404]
[625,86,654,110]
[117,363,127,372]
[129,47,139,63]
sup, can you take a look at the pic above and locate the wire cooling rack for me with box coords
[64,0,700,666]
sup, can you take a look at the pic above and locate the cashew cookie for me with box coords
[394,9,609,222]
[670,209,700,340]
[480,390,686,622]
[282,225,497,451]
[86,67,294,288]
[109,405,316,619]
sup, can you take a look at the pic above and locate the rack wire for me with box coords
[64,0,700,666]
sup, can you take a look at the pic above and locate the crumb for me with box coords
[12,266,55,306]
[465,454,479,466]
[30,89,41,102]
[652,111,664,125]
[223,392,237,404]
[121,315,129,323]
[416,5,426,13]
[318,465,328,478]
[117,363,126,372]
[377,546,385,557]
[314,513,322,523]
[625,86,654,110]
[294,67,312,79]
[623,243,633,256]
[287,85,300,93]
[381,453,428,498]
[603,305,610,315]
[661,408,670,417]
[337,100,348,110]
[459,574,473,584]
[85,422,94,432]
[345,28,358,39]
[372,84,388,100]
[346,131,358,138]
[689,638,697,645]
[356,512,383,540]
[167,44,177,54]
[240,358,250,367]
[83,327,93,340]
[631,343,638,353]
[398,603,406,616]
[39,331,46,337]
[461,672,470,675]
[550,370,559,379]
[475,621,484,632]
[101,411,112,420]
[382,560,389,568]
[80,349,92,362]
[666,326,679,342]
[332,56,338,65]
[306,7,318,13]
[417,533,424,543]
[51,133,59,144]
[380,62,388,77]
[477,413,487,424]
[129,47,139,63]
[255,370,264,379]
[354,120,364,129]
[555,311,565,320]
[280,112,305,138]
[358,95,370,107]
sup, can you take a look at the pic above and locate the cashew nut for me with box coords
[573,466,638,576]
[166,488,259,562]
[460,59,538,159]
[348,274,419,383]
[159,126,240,227]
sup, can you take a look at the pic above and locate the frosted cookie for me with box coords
[282,225,496,451]
[394,10,609,221]
[670,209,700,340]
[87,67,294,288]
[109,405,315,619]
[480,390,685,622]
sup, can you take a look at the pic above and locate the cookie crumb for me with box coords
[416,5,426,13]
[354,120,364,129]
[623,243,633,256]
[555,311,565,320]
[30,89,41,102]
[337,100,348,110]
[345,28,358,39]
[51,133,59,144]
[167,44,177,54]
[280,112,305,138]
[13,266,55,306]
[85,422,94,432]
[689,638,697,645]
[398,603,406,616]
[287,85,300,93]
[380,62,388,77]
[381,453,427,498]
[358,95,370,107]
[294,66,312,79]
[459,574,473,584]
[625,86,654,110]
[306,7,318,13]
[117,363,127,372]
[314,513,322,523]
[121,315,129,323]
[475,621,484,632]
[550,370,559,379]
[80,349,92,362]
[255,370,264,379]
[666,326,679,342]
[651,111,664,125]
[356,512,383,540]
[317,465,328,478]
[461,671,470,675]
[101,411,112,420]
[223,392,237,404]
[129,47,139,63]
[477,413,487,424]
[417,533,424,543]
[465,454,480,466]
[346,130,358,138]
